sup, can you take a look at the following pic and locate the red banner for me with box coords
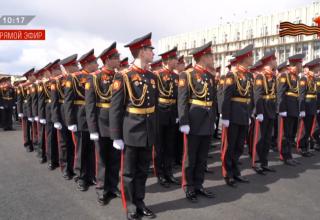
[0,29,45,40]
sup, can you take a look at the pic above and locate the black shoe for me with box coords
[291,159,301,165]
[195,188,215,198]
[271,146,278,152]
[238,161,243,165]
[224,177,237,188]
[63,171,73,180]
[252,166,266,175]
[39,157,47,164]
[77,180,88,191]
[127,212,140,220]
[47,163,57,170]
[186,190,198,203]
[158,176,170,188]
[233,176,250,183]
[261,166,276,172]
[204,166,214,173]
[26,147,33,152]
[284,159,296,166]
[109,189,121,198]
[97,196,108,206]
[165,175,180,185]
[314,145,320,151]
[301,151,312,157]
[137,206,156,219]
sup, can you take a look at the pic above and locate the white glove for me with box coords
[256,114,264,122]
[317,110,320,114]
[249,118,252,125]
[113,139,124,150]
[90,132,99,141]
[39,119,46,124]
[34,116,39,121]
[221,119,230,128]
[68,124,77,132]
[12,106,16,109]
[279,112,287,117]
[175,118,179,124]
[179,125,190,134]
[28,117,34,122]
[0,106,4,109]
[299,111,306,118]
[54,122,62,130]
[18,113,24,118]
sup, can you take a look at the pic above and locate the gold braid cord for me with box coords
[232,72,250,96]
[308,79,316,93]
[43,82,51,99]
[261,74,275,96]
[286,73,299,93]
[186,69,208,98]
[72,75,85,99]
[93,74,112,101]
[56,79,65,99]
[122,72,148,107]
[156,73,173,97]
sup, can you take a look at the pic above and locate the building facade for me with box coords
[158,1,320,73]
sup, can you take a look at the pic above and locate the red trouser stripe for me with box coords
[120,149,127,210]
[71,132,78,169]
[296,119,304,152]
[311,116,317,137]
[252,120,260,167]
[221,127,228,178]
[278,118,284,161]
[181,134,188,189]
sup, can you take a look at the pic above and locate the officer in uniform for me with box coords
[154,47,180,188]
[18,69,36,152]
[64,50,98,191]
[178,41,216,202]
[297,59,318,157]
[312,59,320,151]
[36,63,51,164]
[277,54,305,166]
[252,51,277,174]
[1,77,15,130]
[51,56,76,180]
[85,42,121,205]
[221,44,254,187]
[110,33,156,220]
[120,57,129,71]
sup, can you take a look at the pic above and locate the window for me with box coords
[193,40,196,48]
[203,38,206,44]
[184,42,187,50]
[224,34,228,43]
[213,36,216,44]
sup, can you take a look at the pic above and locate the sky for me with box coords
[0,0,315,75]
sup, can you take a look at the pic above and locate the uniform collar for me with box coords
[194,64,208,74]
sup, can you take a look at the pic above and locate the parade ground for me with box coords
[1,125,320,220]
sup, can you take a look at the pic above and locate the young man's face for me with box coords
[141,47,154,63]
[176,63,185,73]
[200,54,214,68]
[167,57,178,69]
[84,60,99,72]
[106,56,120,69]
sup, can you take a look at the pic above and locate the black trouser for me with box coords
[2,107,13,130]
[155,123,176,177]
[281,116,298,160]
[73,131,95,183]
[45,122,58,165]
[223,123,248,178]
[214,114,220,136]
[247,118,255,158]
[183,134,210,192]
[95,136,120,198]
[299,115,315,151]
[122,145,152,213]
[38,123,46,159]
[32,121,39,153]
[271,114,278,147]
[175,131,183,165]
[22,118,33,151]
[257,118,274,166]
[57,126,74,174]
[312,113,320,144]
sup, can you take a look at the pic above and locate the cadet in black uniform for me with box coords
[277,54,305,166]
[120,57,129,71]
[150,59,163,72]
[310,58,320,151]
[1,77,15,130]
[178,42,216,202]
[18,69,36,152]
[85,42,121,205]
[297,59,318,157]
[51,56,75,180]
[252,51,277,174]
[64,50,98,191]
[154,47,180,188]
[110,33,156,220]
[221,44,254,187]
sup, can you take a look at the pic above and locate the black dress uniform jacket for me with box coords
[178,66,217,136]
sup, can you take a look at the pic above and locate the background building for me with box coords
[158,1,320,73]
